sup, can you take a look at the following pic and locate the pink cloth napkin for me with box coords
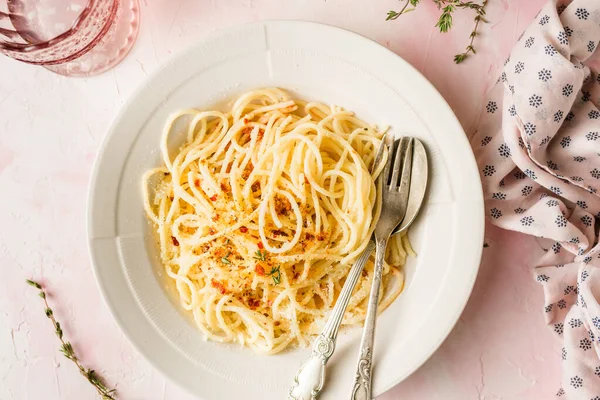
[473,0,600,397]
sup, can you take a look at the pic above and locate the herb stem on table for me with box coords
[453,0,488,63]
[386,0,489,64]
[26,279,117,400]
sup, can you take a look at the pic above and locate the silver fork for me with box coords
[350,137,414,400]
[288,134,389,400]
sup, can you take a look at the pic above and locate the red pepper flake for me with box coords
[210,195,218,201]
[171,236,179,246]
[257,241,264,249]
[241,127,253,137]
[257,129,265,141]
[239,226,248,233]
[243,118,249,124]
[194,179,200,188]
[211,279,227,294]
[255,264,265,276]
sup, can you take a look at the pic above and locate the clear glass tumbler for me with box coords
[0,0,139,76]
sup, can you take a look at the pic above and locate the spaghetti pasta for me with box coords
[143,88,413,354]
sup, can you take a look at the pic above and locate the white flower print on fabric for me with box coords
[473,0,600,398]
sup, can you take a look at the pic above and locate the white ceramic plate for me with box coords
[88,21,484,400]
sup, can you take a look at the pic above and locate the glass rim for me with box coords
[0,0,114,54]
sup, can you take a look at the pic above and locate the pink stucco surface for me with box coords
[0,1,560,399]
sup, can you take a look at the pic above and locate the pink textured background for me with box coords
[0,0,561,399]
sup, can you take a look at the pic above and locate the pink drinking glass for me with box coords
[0,0,139,76]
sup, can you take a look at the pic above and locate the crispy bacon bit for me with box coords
[272,229,288,237]
[255,264,265,276]
[220,181,230,192]
[194,179,200,188]
[239,226,248,233]
[171,236,179,246]
[251,181,261,192]
[317,233,325,241]
[211,279,227,294]
[201,244,210,252]
[210,195,218,201]
[361,269,368,278]
[305,233,314,241]
[274,194,291,216]
[247,298,260,309]
[242,162,254,180]
[257,241,264,249]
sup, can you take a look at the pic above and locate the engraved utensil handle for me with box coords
[289,239,376,400]
[350,238,387,400]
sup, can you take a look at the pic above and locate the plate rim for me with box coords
[87,19,484,399]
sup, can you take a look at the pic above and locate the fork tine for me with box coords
[389,137,407,188]
[380,133,395,186]
[398,138,414,198]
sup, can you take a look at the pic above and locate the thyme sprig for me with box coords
[267,266,281,285]
[387,0,489,63]
[26,279,117,400]
[253,250,267,262]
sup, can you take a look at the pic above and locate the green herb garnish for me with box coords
[221,251,231,264]
[253,250,266,262]
[267,265,281,285]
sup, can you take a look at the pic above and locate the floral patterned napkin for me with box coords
[473,0,600,397]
